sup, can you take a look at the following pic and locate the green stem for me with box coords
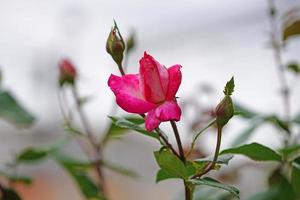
[192,126,223,178]
[170,121,191,200]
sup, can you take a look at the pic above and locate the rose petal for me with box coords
[155,101,181,121]
[108,74,156,113]
[139,52,169,103]
[166,65,182,100]
[145,109,161,131]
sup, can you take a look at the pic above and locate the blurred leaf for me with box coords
[245,189,279,200]
[0,91,35,127]
[194,154,234,165]
[279,145,300,161]
[293,112,300,124]
[189,177,239,199]
[102,160,138,178]
[53,153,91,169]
[0,171,32,185]
[286,62,300,74]
[268,169,295,200]
[16,148,49,163]
[55,155,104,200]
[231,119,264,147]
[291,157,300,197]
[234,103,259,119]
[0,187,22,200]
[154,148,188,180]
[109,116,159,140]
[283,18,300,41]
[223,77,234,96]
[64,124,84,136]
[220,143,281,162]
[193,186,234,200]
[126,31,136,53]
[265,115,290,133]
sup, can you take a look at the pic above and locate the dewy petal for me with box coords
[155,101,181,121]
[108,74,156,114]
[145,109,161,131]
[166,65,182,100]
[139,52,169,104]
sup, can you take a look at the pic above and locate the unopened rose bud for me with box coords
[106,21,125,66]
[215,77,235,128]
[58,58,77,86]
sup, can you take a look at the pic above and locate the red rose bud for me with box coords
[106,21,125,66]
[59,58,77,86]
[215,77,235,128]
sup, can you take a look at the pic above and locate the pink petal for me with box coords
[145,109,161,131]
[155,101,181,121]
[166,65,182,100]
[139,52,169,104]
[108,74,156,114]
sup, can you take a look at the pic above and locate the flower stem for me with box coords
[170,121,191,200]
[117,63,125,76]
[71,85,107,197]
[192,126,223,179]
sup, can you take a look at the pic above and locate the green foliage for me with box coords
[54,154,105,200]
[233,103,258,119]
[193,186,234,200]
[0,91,35,127]
[286,62,300,74]
[16,148,49,162]
[265,115,290,133]
[189,177,240,199]
[194,154,234,165]
[220,143,282,162]
[0,187,22,200]
[291,158,300,197]
[102,160,138,178]
[223,77,234,96]
[108,116,159,141]
[154,148,188,180]
[231,118,265,147]
[279,145,300,161]
[0,170,32,185]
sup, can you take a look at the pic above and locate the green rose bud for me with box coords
[215,77,235,128]
[106,21,125,66]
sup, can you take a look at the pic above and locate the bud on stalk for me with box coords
[106,21,125,66]
[215,77,235,128]
[58,58,77,86]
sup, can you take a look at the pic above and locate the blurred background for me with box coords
[0,0,300,199]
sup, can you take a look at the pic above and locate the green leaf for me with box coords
[109,116,159,140]
[220,143,282,162]
[268,170,295,200]
[231,119,264,147]
[0,187,22,200]
[154,148,188,180]
[223,77,234,96]
[265,115,290,133]
[16,148,49,162]
[283,19,300,41]
[279,145,300,161]
[287,62,300,74]
[0,91,35,127]
[102,160,138,178]
[189,177,240,199]
[291,158,300,197]
[233,103,259,119]
[194,154,234,165]
[156,169,178,183]
[55,155,104,200]
[245,189,279,200]
[193,186,234,200]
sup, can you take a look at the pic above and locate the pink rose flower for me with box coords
[108,52,182,131]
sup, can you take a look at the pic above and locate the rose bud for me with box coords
[58,58,77,86]
[215,77,235,128]
[106,21,125,66]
